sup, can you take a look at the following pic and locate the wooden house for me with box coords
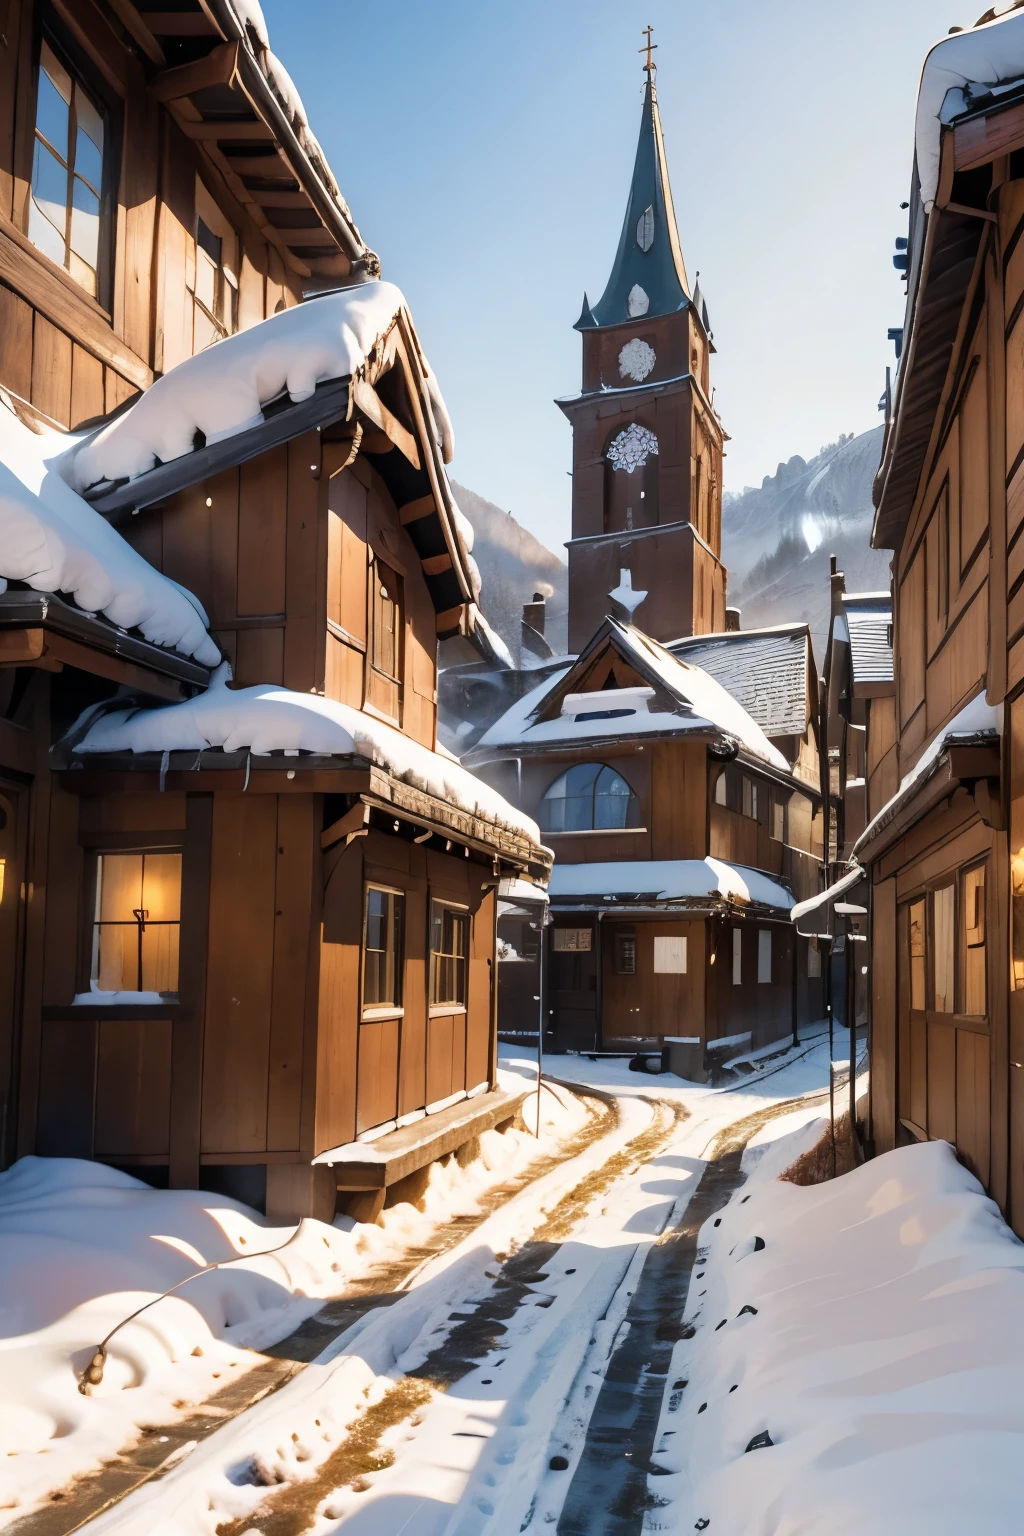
[857,7,1024,1234]
[466,618,823,1073]
[0,0,549,1221]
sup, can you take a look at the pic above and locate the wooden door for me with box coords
[602,922,651,1046]
[0,780,27,1168]
[548,921,597,1052]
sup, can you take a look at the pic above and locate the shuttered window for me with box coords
[757,929,772,984]
[732,928,742,986]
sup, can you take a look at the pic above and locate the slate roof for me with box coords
[585,73,691,329]
[667,625,811,738]
[843,594,894,687]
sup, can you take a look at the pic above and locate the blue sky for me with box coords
[264,1,953,549]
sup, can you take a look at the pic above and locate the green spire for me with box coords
[590,53,690,330]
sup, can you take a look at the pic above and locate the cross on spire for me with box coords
[639,25,657,74]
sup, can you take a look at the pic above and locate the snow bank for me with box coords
[72,663,541,843]
[655,1139,1024,1535]
[548,856,793,911]
[0,399,219,667]
[65,283,407,492]
[917,10,1024,209]
[0,1075,587,1520]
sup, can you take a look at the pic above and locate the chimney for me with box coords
[829,555,846,619]
[522,592,546,637]
[725,606,741,632]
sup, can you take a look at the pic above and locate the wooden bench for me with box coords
[318,1085,531,1221]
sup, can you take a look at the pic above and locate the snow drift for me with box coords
[65,282,408,491]
[0,398,219,667]
[656,1134,1024,1535]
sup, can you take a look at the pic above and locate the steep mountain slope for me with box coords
[451,481,568,662]
[722,425,892,658]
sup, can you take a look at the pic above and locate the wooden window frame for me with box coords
[25,19,120,311]
[366,554,403,724]
[361,882,405,1020]
[428,898,469,1014]
[83,848,183,999]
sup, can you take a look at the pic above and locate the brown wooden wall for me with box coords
[601,918,705,1045]
[124,447,439,747]
[0,0,299,429]
[706,916,795,1052]
[315,829,494,1157]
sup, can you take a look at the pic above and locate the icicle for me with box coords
[159,749,170,792]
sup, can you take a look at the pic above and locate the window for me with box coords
[771,798,784,842]
[732,927,742,986]
[614,928,636,975]
[654,935,686,974]
[363,886,404,1013]
[714,771,727,807]
[757,929,772,984]
[909,898,926,1010]
[807,937,821,978]
[742,777,759,821]
[189,178,238,350]
[962,864,986,1015]
[553,927,592,952]
[372,558,401,681]
[932,884,955,1013]
[91,852,181,995]
[430,901,468,1008]
[29,41,106,297]
[539,762,640,833]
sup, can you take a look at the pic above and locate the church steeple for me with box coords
[558,34,727,653]
[588,43,690,330]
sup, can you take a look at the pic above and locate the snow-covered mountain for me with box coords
[451,481,568,663]
[722,425,892,661]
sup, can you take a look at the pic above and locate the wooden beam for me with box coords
[0,627,187,697]
[249,190,310,208]
[350,377,420,469]
[421,553,453,577]
[0,630,56,668]
[955,99,1024,173]
[321,801,370,851]
[103,0,166,64]
[273,227,339,248]
[435,603,468,637]
[400,494,437,525]
[150,41,239,103]
[0,219,153,391]
[218,153,293,176]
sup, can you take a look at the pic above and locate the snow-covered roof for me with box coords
[843,593,893,687]
[854,691,1000,855]
[791,864,865,928]
[916,10,1024,209]
[548,857,793,912]
[72,665,542,845]
[0,397,219,668]
[668,625,811,738]
[471,620,790,773]
[64,283,408,493]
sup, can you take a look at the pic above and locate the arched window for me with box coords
[539,763,640,833]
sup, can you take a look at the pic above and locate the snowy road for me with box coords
[69,1035,833,1536]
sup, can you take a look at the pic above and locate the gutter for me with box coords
[202,0,368,267]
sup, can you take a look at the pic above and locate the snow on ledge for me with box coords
[854,691,1000,853]
[547,857,793,911]
[64,282,408,493]
[916,10,1024,209]
[0,399,220,667]
[72,665,542,844]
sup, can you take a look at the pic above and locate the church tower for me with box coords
[558,35,727,652]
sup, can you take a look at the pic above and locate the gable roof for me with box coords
[466,618,789,772]
[58,282,481,634]
[843,593,894,687]
[667,624,813,738]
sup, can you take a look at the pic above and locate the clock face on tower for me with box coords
[619,338,656,383]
